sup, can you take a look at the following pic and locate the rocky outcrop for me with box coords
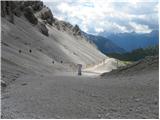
[1,1,15,23]
[1,1,43,24]
[1,80,7,87]
[52,20,82,37]
[18,1,43,11]
[40,7,54,25]
[1,1,83,37]
[13,7,22,17]
[73,25,81,36]
[38,22,49,36]
[32,1,43,11]
[54,21,61,30]
[24,6,38,25]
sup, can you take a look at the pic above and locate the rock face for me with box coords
[38,22,49,36]
[20,1,42,10]
[54,21,61,30]
[32,1,43,11]
[1,1,83,37]
[13,7,22,17]
[40,8,54,25]
[51,20,82,36]
[1,1,44,24]
[24,6,38,25]
[1,1,15,23]
[73,25,81,36]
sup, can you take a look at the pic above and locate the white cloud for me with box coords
[129,22,152,33]
[112,23,129,33]
[57,3,70,13]
[43,0,158,34]
[95,28,104,33]
[154,3,159,12]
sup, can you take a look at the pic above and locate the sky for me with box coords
[43,0,159,35]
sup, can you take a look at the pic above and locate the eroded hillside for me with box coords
[1,1,118,85]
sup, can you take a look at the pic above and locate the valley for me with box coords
[1,1,159,119]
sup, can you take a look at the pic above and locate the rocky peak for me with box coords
[72,24,81,36]
[1,1,83,37]
[23,6,38,25]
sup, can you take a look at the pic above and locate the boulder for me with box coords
[55,22,60,30]
[40,8,54,25]
[1,80,7,87]
[23,6,38,25]
[38,22,49,36]
[46,18,53,25]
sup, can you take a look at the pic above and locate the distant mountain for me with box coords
[107,45,159,61]
[83,32,126,54]
[99,30,159,52]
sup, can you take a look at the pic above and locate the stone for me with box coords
[40,8,54,25]
[38,22,49,36]
[13,7,21,17]
[32,1,43,11]
[23,6,38,25]
[1,80,7,87]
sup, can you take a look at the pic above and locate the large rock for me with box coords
[60,21,73,31]
[1,80,7,87]
[32,1,43,11]
[40,8,54,25]
[38,22,49,36]
[23,6,38,25]
[73,25,81,36]
[54,21,60,30]
[13,7,21,17]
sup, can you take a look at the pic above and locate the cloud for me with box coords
[129,22,152,33]
[95,28,104,33]
[43,0,158,35]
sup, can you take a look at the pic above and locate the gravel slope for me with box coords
[1,68,158,119]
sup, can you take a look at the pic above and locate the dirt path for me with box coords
[1,70,158,119]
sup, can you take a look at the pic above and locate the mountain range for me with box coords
[99,30,159,52]
[83,32,126,54]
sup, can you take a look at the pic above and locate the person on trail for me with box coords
[77,64,82,76]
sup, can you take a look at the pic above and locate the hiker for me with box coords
[77,64,82,76]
